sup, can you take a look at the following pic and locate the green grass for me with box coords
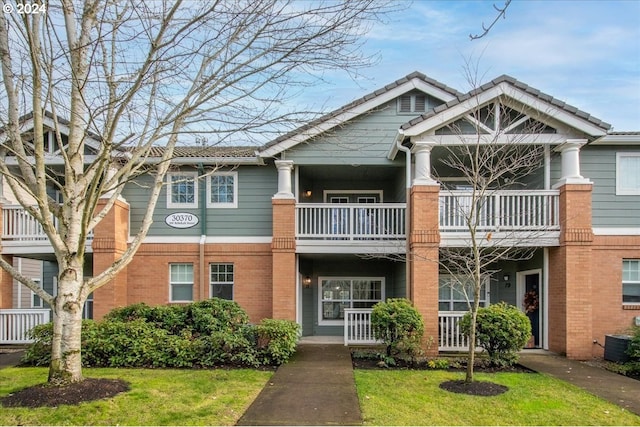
[0,367,272,426]
[355,370,640,425]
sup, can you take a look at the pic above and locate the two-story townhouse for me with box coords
[1,72,639,359]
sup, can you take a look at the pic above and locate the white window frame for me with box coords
[438,274,489,311]
[207,171,238,208]
[167,172,198,208]
[318,277,385,326]
[210,263,234,300]
[169,263,194,303]
[616,152,640,195]
[397,93,427,114]
[623,259,640,305]
[31,278,43,308]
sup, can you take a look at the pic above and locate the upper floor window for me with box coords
[616,153,640,195]
[398,93,427,114]
[167,172,198,208]
[170,263,194,302]
[208,172,237,208]
[623,260,640,305]
[210,263,234,300]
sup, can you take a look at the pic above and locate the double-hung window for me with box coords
[438,274,488,311]
[208,172,238,208]
[319,277,384,325]
[623,260,640,304]
[211,263,234,300]
[167,172,198,208]
[616,153,640,195]
[170,263,194,302]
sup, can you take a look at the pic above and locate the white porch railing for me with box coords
[438,311,469,351]
[344,308,469,351]
[440,190,559,232]
[297,203,406,240]
[344,309,379,345]
[0,309,51,344]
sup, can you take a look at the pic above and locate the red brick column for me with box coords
[548,184,593,359]
[0,203,14,309]
[92,198,130,319]
[409,184,440,355]
[271,198,296,320]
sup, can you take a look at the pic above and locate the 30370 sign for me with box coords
[165,213,199,229]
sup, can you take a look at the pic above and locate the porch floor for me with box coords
[298,335,344,345]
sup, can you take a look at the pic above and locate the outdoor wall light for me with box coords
[304,190,312,198]
[302,276,312,288]
[503,274,510,281]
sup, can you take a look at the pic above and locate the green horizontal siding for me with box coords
[583,146,640,228]
[287,101,410,165]
[124,166,277,237]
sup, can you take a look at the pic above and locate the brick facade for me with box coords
[271,198,297,321]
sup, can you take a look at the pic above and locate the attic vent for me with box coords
[398,94,427,113]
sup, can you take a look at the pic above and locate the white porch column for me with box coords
[412,141,438,186]
[274,160,295,199]
[553,139,591,187]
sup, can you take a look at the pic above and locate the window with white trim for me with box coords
[167,172,198,208]
[207,172,238,208]
[319,277,384,325]
[616,153,640,195]
[438,274,489,311]
[210,263,234,300]
[623,260,640,304]
[31,278,42,308]
[170,263,194,302]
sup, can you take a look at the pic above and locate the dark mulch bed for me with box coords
[439,379,509,396]
[1,378,130,408]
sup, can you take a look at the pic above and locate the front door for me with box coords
[517,269,541,348]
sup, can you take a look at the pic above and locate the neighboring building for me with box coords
[1,72,639,359]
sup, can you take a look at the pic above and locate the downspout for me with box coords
[395,132,412,299]
[198,163,207,301]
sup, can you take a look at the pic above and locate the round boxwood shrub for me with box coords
[371,298,425,360]
[460,302,531,367]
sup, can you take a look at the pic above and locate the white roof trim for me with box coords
[591,134,640,145]
[403,82,609,139]
[259,78,457,158]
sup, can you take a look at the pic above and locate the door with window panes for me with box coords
[325,192,381,237]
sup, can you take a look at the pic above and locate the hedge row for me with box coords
[23,299,300,368]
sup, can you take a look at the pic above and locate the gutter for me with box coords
[198,163,207,301]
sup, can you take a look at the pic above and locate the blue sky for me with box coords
[305,0,640,131]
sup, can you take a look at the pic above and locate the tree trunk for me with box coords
[48,276,85,385]
[465,312,477,383]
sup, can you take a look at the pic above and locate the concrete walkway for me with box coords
[519,352,640,416]
[236,344,361,426]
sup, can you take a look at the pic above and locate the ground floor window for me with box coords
[438,274,488,311]
[211,263,234,300]
[170,263,194,302]
[318,277,384,325]
[623,260,640,304]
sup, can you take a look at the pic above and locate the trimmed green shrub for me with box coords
[624,326,640,375]
[22,298,299,369]
[371,298,425,360]
[254,318,301,365]
[460,302,531,367]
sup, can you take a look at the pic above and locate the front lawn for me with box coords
[0,367,271,426]
[355,370,640,426]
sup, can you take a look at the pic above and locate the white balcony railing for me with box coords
[2,205,93,246]
[2,205,53,241]
[344,308,469,351]
[297,203,406,240]
[440,190,559,232]
[0,309,51,344]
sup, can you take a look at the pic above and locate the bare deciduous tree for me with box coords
[0,0,398,385]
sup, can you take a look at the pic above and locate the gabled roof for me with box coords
[400,75,612,137]
[258,72,462,157]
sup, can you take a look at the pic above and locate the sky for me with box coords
[303,0,640,132]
